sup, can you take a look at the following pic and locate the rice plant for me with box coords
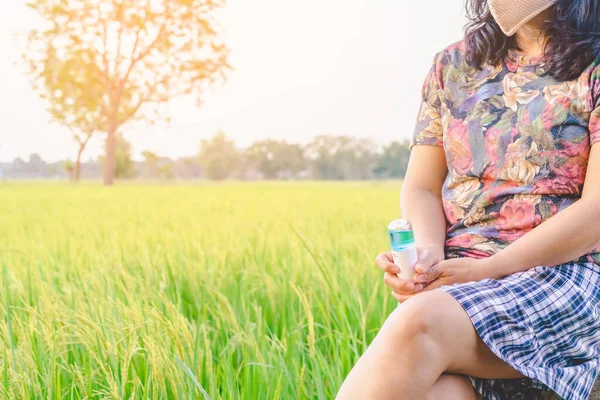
[0,181,402,399]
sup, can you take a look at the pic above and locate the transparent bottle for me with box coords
[388,219,418,281]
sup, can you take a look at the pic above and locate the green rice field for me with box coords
[0,182,403,399]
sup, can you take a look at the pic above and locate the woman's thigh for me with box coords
[393,290,524,379]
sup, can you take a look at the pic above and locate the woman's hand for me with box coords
[393,257,492,302]
[376,247,444,300]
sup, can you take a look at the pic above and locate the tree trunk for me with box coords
[75,146,84,182]
[74,130,94,182]
[103,125,117,186]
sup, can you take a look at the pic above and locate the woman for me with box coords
[337,1,600,399]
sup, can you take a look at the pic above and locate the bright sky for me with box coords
[0,1,465,162]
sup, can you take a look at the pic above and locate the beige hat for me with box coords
[488,0,557,36]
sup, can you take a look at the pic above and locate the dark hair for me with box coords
[464,0,600,81]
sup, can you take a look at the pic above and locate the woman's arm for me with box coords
[401,145,448,259]
[482,144,600,279]
[410,145,600,294]
[378,55,450,297]
[377,145,449,298]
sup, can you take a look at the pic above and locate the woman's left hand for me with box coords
[392,257,492,303]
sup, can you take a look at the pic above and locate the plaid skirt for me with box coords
[439,262,600,400]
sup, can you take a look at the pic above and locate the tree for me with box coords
[271,141,305,179]
[305,135,339,180]
[374,141,411,179]
[25,0,230,185]
[245,140,305,179]
[28,153,45,168]
[177,157,202,179]
[198,132,238,180]
[141,151,159,180]
[305,135,377,180]
[72,129,96,181]
[28,42,106,181]
[63,160,75,181]
[338,137,377,180]
[114,135,137,179]
[99,134,136,179]
[157,162,174,181]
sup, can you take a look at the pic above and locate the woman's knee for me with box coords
[384,291,452,346]
[426,374,479,400]
[386,291,522,378]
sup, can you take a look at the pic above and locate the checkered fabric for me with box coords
[440,262,600,400]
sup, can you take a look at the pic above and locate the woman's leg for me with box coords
[336,291,523,400]
[426,374,480,400]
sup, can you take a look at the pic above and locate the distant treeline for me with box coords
[0,133,411,181]
[202,132,411,180]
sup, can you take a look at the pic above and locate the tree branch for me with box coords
[116,25,141,101]
[132,24,166,66]
[100,16,111,118]
[118,6,170,99]
[81,129,95,149]
[70,126,95,148]
[119,74,170,123]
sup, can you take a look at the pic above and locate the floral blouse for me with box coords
[412,40,600,263]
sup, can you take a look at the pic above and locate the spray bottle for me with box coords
[388,219,418,281]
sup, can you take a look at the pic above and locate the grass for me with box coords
[0,181,403,399]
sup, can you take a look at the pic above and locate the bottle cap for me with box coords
[388,219,415,249]
[388,219,412,231]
